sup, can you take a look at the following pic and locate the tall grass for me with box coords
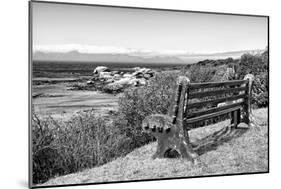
[32,111,130,184]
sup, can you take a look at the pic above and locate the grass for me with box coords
[40,108,268,186]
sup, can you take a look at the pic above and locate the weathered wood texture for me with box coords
[189,80,247,90]
[189,86,247,99]
[171,82,182,124]
[184,106,241,124]
[188,94,246,109]
[177,77,253,131]
[243,74,254,124]
[186,101,244,119]
[142,76,253,161]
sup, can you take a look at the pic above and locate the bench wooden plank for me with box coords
[184,106,242,124]
[233,110,238,128]
[189,86,247,99]
[187,121,238,130]
[189,80,247,90]
[186,101,244,118]
[187,94,246,109]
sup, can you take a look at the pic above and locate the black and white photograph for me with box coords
[29,1,269,188]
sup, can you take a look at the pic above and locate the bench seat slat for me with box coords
[186,101,244,118]
[189,86,247,99]
[188,94,246,109]
[184,105,242,124]
[189,80,247,90]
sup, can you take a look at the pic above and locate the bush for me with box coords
[185,64,216,83]
[32,114,62,184]
[236,51,269,107]
[252,72,268,108]
[32,111,129,184]
[211,65,231,82]
[118,72,178,148]
[237,53,268,78]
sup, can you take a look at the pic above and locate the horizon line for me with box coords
[33,44,266,56]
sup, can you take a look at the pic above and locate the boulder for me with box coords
[123,73,133,78]
[109,77,132,86]
[86,80,94,84]
[99,72,113,79]
[93,66,110,74]
[87,65,155,93]
[144,73,152,79]
[133,72,144,78]
[111,71,120,75]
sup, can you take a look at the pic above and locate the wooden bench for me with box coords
[180,76,253,130]
[142,74,254,161]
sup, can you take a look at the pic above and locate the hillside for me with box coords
[33,49,264,64]
[40,108,268,186]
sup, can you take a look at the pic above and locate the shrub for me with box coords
[211,65,229,82]
[252,72,268,108]
[185,65,216,83]
[32,111,129,184]
[32,114,62,184]
[236,51,269,107]
[118,72,178,148]
[237,53,268,78]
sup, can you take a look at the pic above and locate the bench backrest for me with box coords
[172,75,254,130]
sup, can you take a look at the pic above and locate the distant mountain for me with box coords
[33,48,265,64]
[179,49,264,61]
[33,50,186,64]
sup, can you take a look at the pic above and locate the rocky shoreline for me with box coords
[69,66,155,94]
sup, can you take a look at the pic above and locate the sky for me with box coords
[32,2,268,54]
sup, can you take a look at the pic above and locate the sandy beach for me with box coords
[32,80,119,120]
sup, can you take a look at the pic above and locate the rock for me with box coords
[237,122,249,129]
[132,68,154,79]
[111,71,119,75]
[99,72,113,79]
[133,72,144,78]
[87,65,155,93]
[109,77,132,86]
[144,73,152,79]
[86,80,94,84]
[93,66,110,74]
[105,79,115,83]
[138,78,146,85]
[123,73,133,78]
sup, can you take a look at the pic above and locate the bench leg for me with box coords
[152,139,167,159]
[237,109,241,125]
[230,110,239,129]
[233,110,238,129]
[230,111,234,124]
[183,128,190,142]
